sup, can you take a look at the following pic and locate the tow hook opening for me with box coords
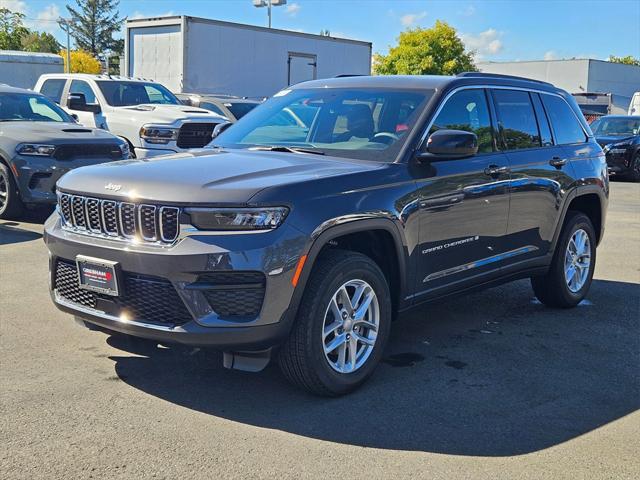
[223,348,272,372]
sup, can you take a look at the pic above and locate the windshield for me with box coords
[0,92,72,122]
[225,101,259,119]
[96,81,180,107]
[591,117,640,136]
[213,88,433,162]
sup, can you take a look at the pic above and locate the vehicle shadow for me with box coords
[0,222,43,245]
[105,278,640,456]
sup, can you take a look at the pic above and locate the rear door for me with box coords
[414,88,511,298]
[491,88,573,267]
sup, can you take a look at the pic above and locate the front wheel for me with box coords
[628,153,640,182]
[278,250,392,396]
[0,162,24,219]
[531,212,596,308]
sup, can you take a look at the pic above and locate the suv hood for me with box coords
[595,134,636,147]
[0,121,119,144]
[117,104,228,124]
[57,149,383,204]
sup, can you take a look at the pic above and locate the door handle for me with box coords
[484,165,509,177]
[549,156,568,168]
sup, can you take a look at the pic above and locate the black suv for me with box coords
[45,73,608,396]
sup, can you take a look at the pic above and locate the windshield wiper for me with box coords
[250,145,325,155]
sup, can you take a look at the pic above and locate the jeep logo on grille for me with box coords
[105,183,122,192]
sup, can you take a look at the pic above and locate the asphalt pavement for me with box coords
[1,181,638,479]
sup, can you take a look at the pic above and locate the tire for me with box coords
[0,162,24,219]
[531,211,596,308]
[278,249,392,396]
[628,153,640,182]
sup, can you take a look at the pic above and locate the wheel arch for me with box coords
[552,189,605,251]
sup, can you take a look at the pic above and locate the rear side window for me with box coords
[69,80,97,104]
[430,89,493,153]
[39,79,66,103]
[541,94,587,145]
[492,90,540,150]
[531,93,553,147]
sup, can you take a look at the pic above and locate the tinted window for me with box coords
[541,94,587,145]
[225,102,259,119]
[39,79,66,103]
[96,81,180,106]
[531,93,553,146]
[214,88,432,162]
[69,80,97,104]
[0,93,71,122]
[430,89,493,153]
[200,101,226,116]
[493,90,540,150]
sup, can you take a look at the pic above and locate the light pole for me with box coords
[252,0,287,29]
[59,18,72,73]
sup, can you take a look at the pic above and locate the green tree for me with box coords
[62,0,124,58]
[608,55,640,66]
[21,31,61,53]
[0,8,29,50]
[374,20,477,76]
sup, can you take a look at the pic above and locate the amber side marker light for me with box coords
[291,255,307,287]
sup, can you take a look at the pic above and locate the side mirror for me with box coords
[211,121,233,139]
[67,93,101,113]
[417,129,478,161]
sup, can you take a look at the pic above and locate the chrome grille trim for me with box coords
[58,193,180,246]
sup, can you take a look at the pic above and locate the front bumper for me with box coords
[605,149,634,175]
[12,155,121,205]
[45,213,308,350]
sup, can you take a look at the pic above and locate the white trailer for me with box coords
[0,50,63,89]
[124,16,372,98]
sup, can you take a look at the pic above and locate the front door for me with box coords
[414,88,511,299]
[66,80,102,128]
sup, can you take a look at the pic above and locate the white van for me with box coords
[629,92,640,116]
[34,74,227,158]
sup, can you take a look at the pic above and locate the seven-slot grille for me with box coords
[58,193,180,244]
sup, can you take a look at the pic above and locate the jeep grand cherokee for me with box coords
[45,73,608,396]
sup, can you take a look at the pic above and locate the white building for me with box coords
[478,59,640,114]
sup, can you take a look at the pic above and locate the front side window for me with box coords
[0,93,71,122]
[69,80,97,104]
[429,89,493,153]
[39,79,66,103]
[493,90,541,150]
[96,81,180,107]
[541,94,587,145]
[214,88,432,162]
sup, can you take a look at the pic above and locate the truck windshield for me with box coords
[591,117,640,136]
[96,81,181,107]
[0,92,72,122]
[213,88,433,162]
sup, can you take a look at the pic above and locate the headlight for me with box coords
[16,144,56,156]
[119,142,130,158]
[139,125,179,144]
[185,207,289,231]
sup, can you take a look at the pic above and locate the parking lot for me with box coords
[1,181,638,479]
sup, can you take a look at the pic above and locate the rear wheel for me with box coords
[0,162,24,219]
[531,212,596,308]
[278,250,392,396]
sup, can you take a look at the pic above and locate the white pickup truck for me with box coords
[34,74,227,158]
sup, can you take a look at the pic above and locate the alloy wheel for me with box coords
[0,170,7,212]
[322,279,379,374]
[564,228,591,293]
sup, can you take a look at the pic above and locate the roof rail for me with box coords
[334,74,367,78]
[456,72,553,87]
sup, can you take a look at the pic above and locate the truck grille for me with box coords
[54,259,193,326]
[176,123,216,148]
[58,193,180,244]
[54,144,123,161]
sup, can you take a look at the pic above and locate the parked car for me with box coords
[0,84,129,219]
[175,93,261,122]
[45,73,608,396]
[33,74,227,158]
[590,115,640,181]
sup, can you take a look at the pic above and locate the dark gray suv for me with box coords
[45,74,608,395]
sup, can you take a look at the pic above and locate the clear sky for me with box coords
[5,0,640,62]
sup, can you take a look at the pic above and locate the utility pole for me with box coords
[252,0,287,29]
[59,18,72,73]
